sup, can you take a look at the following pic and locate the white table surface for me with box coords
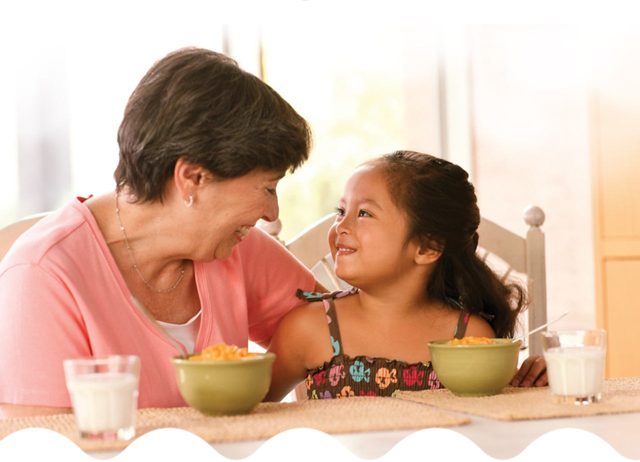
[82,408,640,461]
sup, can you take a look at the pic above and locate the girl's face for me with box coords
[192,169,283,261]
[328,165,421,289]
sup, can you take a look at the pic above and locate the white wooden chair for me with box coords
[6,207,547,402]
[264,205,548,401]
[476,206,548,356]
[0,212,49,261]
[284,214,347,292]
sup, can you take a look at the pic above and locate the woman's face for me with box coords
[328,165,420,289]
[194,169,283,261]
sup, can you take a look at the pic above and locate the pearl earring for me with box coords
[185,195,194,207]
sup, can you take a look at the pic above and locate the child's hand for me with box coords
[511,354,548,387]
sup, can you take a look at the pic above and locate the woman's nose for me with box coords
[261,195,280,222]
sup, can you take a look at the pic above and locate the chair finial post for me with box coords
[523,205,545,228]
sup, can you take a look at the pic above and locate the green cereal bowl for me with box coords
[428,339,521,397]
[171,352,276,416]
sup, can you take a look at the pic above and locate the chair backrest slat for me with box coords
[477,218,526,273]
[0,212,50,261]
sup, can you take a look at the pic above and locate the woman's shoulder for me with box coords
[1,199,94,269]
[238,226,284,251]
[234,227,314,273]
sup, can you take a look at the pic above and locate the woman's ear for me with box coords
[173,158,211,197]
[414,245,442,266]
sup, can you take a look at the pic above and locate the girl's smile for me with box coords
[328,164,421,290]
[336,247,356,255]
[335,243,357,256]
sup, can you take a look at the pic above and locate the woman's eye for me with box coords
[266,188,277,196]
[358,209,371,217]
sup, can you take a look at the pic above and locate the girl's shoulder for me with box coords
[439,298,495,336]
[280,299,329,330]
[277,293,341,346]
[292,288,360,321]
[464,312,496,338]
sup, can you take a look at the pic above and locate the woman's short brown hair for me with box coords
[114,47,312,202]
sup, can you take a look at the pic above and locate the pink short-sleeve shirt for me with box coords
[0,198,315,408]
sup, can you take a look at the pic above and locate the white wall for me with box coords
[469,26,595,330]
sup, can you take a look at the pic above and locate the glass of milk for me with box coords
[542,330,607,405]
[63,355,140,440]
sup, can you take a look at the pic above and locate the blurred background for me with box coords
[1,4,639,376]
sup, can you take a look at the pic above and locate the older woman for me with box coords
[0,48,321,417]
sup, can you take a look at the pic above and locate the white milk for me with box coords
[66,372,139,433]
[544,346,605,397]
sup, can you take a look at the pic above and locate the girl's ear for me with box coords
[414,245,442,266]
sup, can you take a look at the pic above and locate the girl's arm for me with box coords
[465,314,547,387]
[511,355,548,387]
[263,303,331,402]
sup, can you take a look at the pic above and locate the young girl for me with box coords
[265,151,546,401]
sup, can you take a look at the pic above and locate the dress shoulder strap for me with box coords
[454,308,471,339]
[322,298,343,357]
[296,288,358,357]
[295,287,358,302]
[448,298,471,339]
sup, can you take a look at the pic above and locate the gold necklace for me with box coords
[115,193,186,293]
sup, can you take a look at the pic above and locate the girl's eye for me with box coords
[334,208,370,218]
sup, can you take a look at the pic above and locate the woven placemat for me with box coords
[396,377,640,421]
[0,397,469,452]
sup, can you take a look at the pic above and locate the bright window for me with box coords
[261,24,441,241]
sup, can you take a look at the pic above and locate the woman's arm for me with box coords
[0,265,90,409]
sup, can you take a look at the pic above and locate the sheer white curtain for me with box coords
[0,20,597,335]
[0,9,241,228]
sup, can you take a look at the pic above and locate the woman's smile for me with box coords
[235,225,252,241]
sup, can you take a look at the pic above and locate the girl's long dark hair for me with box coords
[367,151,526,338]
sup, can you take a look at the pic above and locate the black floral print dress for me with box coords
[296,288,471,399]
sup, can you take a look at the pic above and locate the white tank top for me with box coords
[157,310,202,354]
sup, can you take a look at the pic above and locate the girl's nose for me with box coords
[335,215,352,234]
